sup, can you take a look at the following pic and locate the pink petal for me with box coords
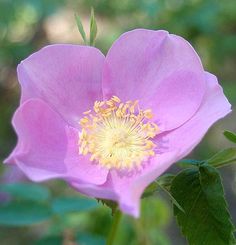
[4,99,68,181]
[158,72,231,159]
[70,173,118,200]
[110,151,178,217]
[102,29,206,131]
[4,99,108,184]
[69,151,178,217]
[100,71,230,217]
[18,44,105,127]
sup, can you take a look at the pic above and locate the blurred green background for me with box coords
[0,0,236,244]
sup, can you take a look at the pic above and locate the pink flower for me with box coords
[4,29,231,217]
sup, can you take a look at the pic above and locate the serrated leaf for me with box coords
[157,173,175,191]
[142,174,184,212]
[142,181,159,198]
[0,182,50,201]
[75,13,87,45]
[170,165,235,245]
[207,148,236,168]
[0,201,52,226]
[156,175,184,213]
[89,8,97,46]
[52,196,98,215]
[224,130,236,143]
[142,174,174,198]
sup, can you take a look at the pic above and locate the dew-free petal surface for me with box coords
[18,44,105,127]
[4,99,68,181]
[70,173,117,201]
[157,72,231,159]
[102,29,206,131]
[104,72,231,217]
[4,99,108,185]
[70,151,178,217]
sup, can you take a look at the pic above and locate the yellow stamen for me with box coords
[78,96,159,170]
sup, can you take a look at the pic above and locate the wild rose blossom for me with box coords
[4,29,231,217]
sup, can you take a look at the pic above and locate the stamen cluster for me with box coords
[78,96,159,170]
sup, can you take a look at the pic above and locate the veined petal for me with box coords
[4,99,108,184]
[102,29,206,131]
[100,72,231,217]
[156,72,231,159]
[18,44,105,127]
[4,99,68,181]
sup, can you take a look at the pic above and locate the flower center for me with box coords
[78,96,159,170]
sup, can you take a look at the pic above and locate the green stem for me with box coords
[106,209,122,245]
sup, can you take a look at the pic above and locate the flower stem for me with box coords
[106,209,122,245]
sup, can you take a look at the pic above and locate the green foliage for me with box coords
[0,201,52,226]
[141,197,171,228]
[142,181,159,198]
[177,159,204,168]
[156,174,175,191]
[76,233,105,245]
[177,145,236,169]
[170,165,235,245]
[89,8,98,46]
[0,183,99,227]
[75,13,87,45]
[224,130,236,144]
[142,173,174,198]
[137,197,171,245]
[157,179,184,214]
[207,148,236,168]
[52,196,99,215]
[142,174,184,213]
[0,182,50,201]
[75,8,98,46]
[34,236,63,245]
[98,199,118,215]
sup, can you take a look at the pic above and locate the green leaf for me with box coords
[142,174,174,198]
[170,165,235,245]
[224,130,236,143]
[89,7,97,46]
[157,173,175,192]
[142,181,159,198]
[75,13,87,45]
[207,148,236,168]
[142,174,184,212]
[52,196,98,215]
[156,175,184,213]
[0,201,52,226]
[0,182,50,201]
[177,159,203,168]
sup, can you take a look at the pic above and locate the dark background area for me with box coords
[0,0,236,244]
